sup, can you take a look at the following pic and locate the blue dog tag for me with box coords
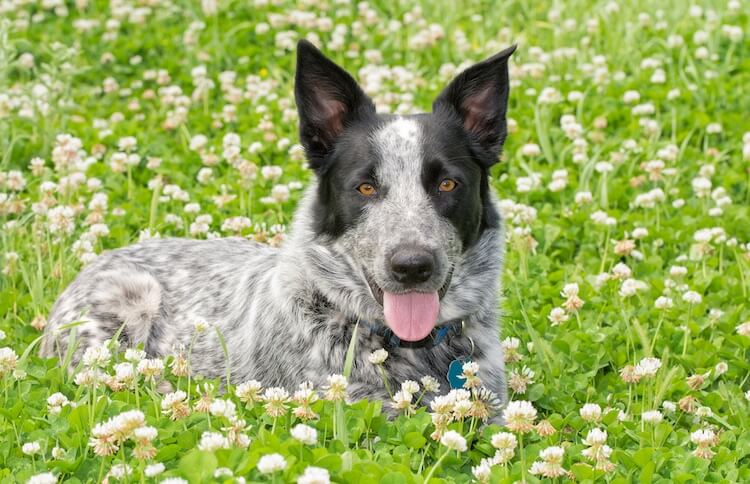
[447,359,469,389]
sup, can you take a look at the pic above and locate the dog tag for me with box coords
[447,358,469,389]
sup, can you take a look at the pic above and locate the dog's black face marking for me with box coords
[295,41,514,251]
[311,120,385,237]
[417,116,497,248]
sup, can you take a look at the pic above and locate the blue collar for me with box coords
[360,319,464,349]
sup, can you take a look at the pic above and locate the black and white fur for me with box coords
[41,40,516,411]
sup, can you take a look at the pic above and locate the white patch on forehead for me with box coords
[369,117,442,243]
[372,118,423,191]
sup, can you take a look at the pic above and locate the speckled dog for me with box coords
[41,40,516,413]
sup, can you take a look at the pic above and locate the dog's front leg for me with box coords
[472,339,509,426]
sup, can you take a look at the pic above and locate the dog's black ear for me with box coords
[433,45,517,166]
[295,40,376,170]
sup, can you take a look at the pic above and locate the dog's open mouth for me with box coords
[364,268,453,342]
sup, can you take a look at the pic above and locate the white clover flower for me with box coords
[133,426,158,442]
[137,358,164,379]
[257,453,288,474]
[520,143,541,157]
[580,403,602,422]
[575,191,593,205]
[547,307,568,325]
[538,87,561,104]
[691,428,716,446]
[368,349,388,364]
[595,161,614,173]
[561,283,579,298]
[662,401,676,413]
[74,368,106,387]
[197,431,230,451]
[262,386,290,417]
[690,429,718,459]
[682,290,702,304]
[118,136,138,152]
[214,468,233,478]
[654,296,674,309]
[47,392,70,410]
[297,466,330,484]
[189,134,209,151]
[635,357,661,378]
[82,344,112,368]
[236,380,263,403]
[46,206,76,234]
[619,278,647,297]
[114,362,135,383]
[291,423,318,445]
[590,210,616,226]
[27,473,57,484]
[583,428,608,446]
[491,431,517,450]
[323,374,347,401]
[209,399,237,419]
[530,445,567,478]
[692,177,712,197]
[0,349,20,377]
[420,375,440,393]
[391,390,414,412]
[401,380,420,394]
[623,90,640,104]
[439,430,468,452]
[472,458,492,482]
[540,445,564,463]
[502,400,537,433]
[696,406,713,418]
[161,390,189,418]
[611,262,632,279]
[124,348,146,363]
[261,165,283,181]
[108,464,133,480]
[641,410,663,424]
[22,441,42,455]
[669,265,688,278]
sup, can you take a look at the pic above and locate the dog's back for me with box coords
[41,237,276,369]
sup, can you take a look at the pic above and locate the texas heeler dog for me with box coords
[42,40,515,414]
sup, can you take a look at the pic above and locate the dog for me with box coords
[41,40,515,413]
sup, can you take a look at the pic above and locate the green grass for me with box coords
[1,0,750,482]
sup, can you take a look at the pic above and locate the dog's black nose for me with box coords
[390,248,435,285]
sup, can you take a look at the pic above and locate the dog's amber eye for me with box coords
[357,183,377,197]
[438,179,458,192]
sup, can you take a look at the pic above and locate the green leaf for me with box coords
[314,453,343,472]
[403,431,427,449]
[178,449,218,484]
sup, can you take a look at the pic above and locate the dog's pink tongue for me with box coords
[383,291,440,342]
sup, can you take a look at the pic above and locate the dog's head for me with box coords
[295,40,515,341]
